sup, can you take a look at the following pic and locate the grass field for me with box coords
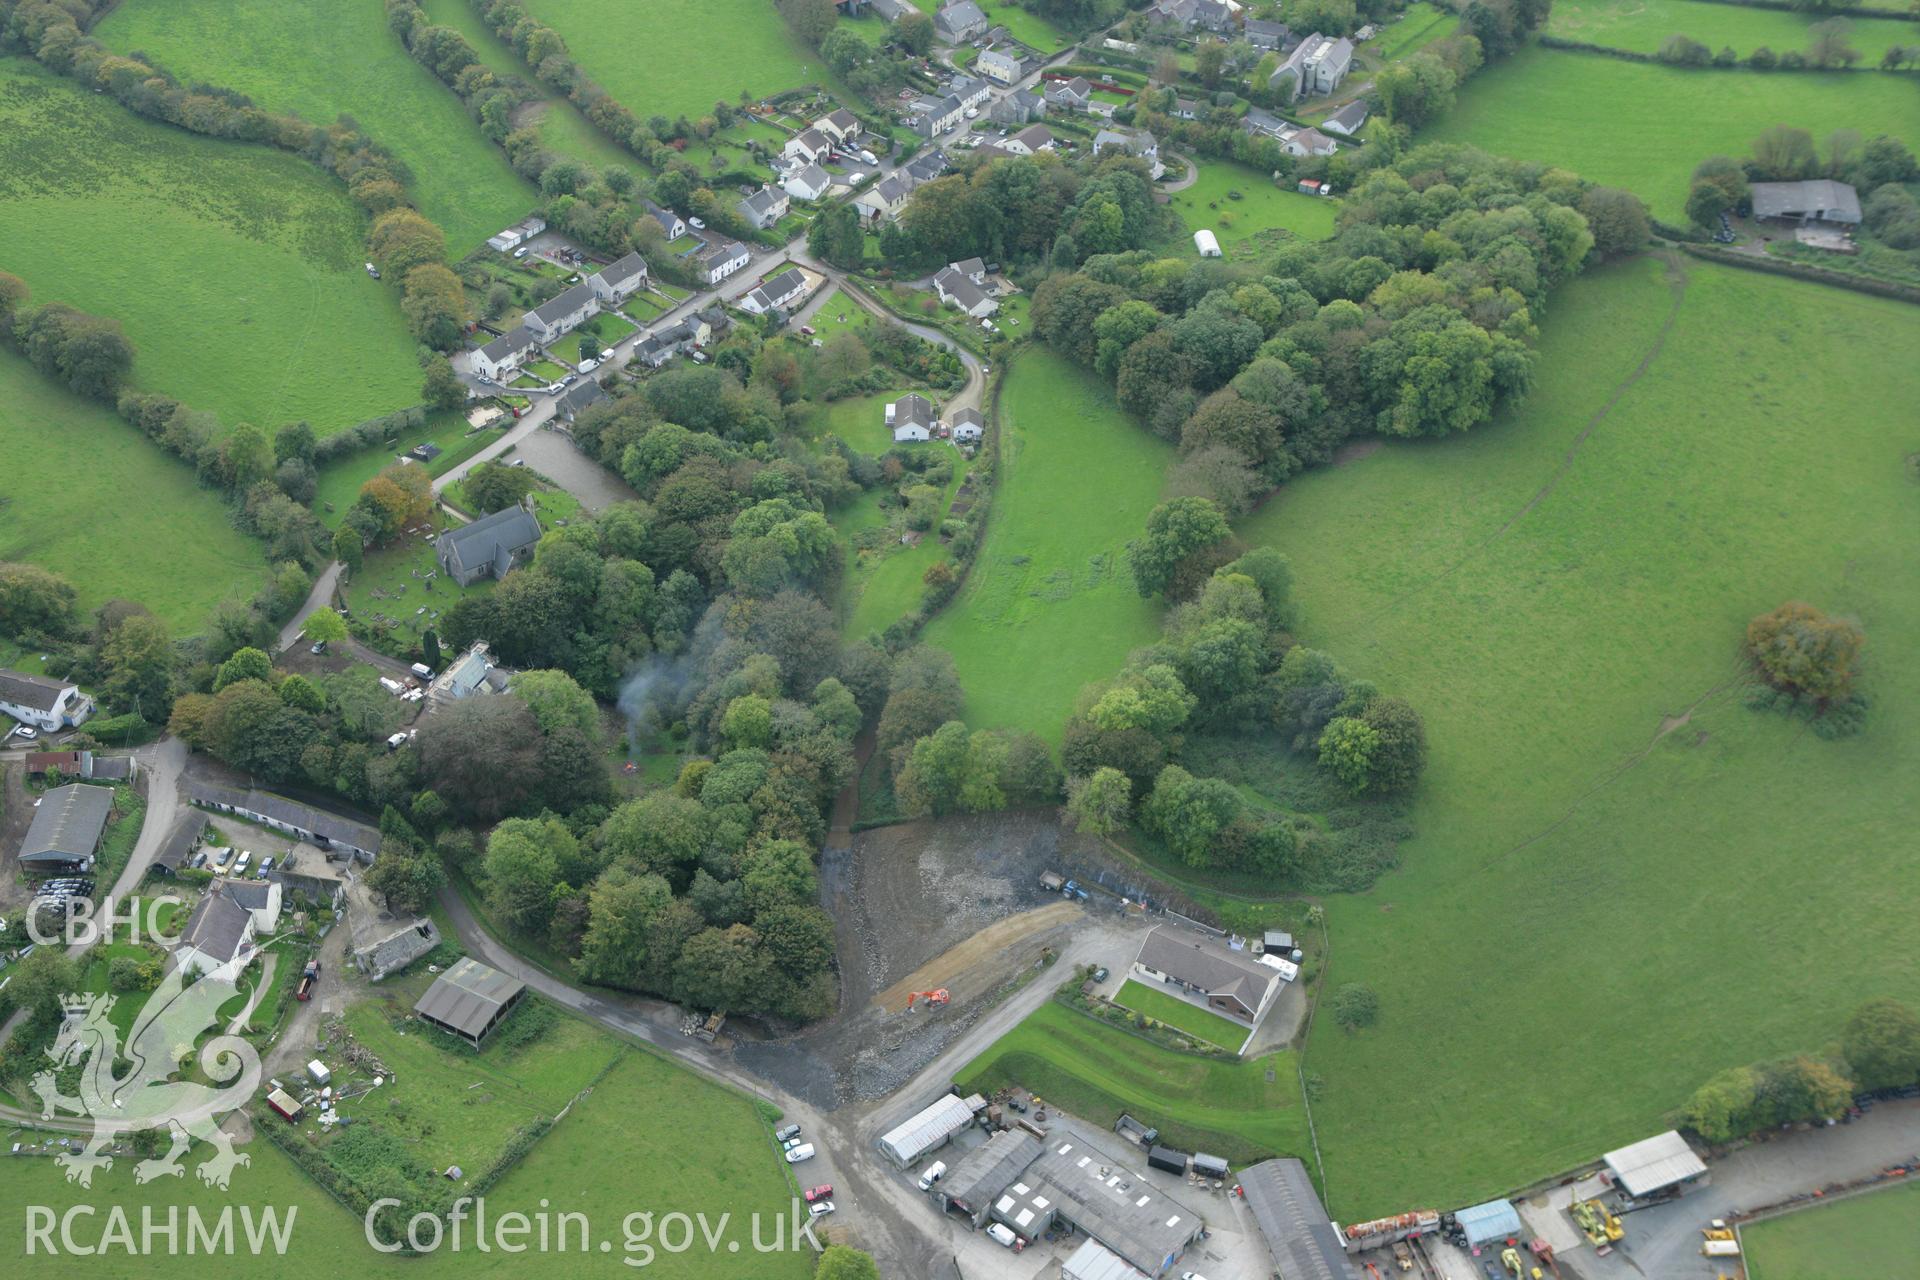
[521,0,852,121]
[0,58,423,435]
[0,349,263,632]
[955,999,1308,1164]
[1742,1182,1920,1280]
[1114,979,1251,1050]
[1167,162,1340,256]
[0,1043,809,1276]
[1547,0,1918,61]
[1369,2,1461,63]
[837,450,971,641]
[905,0,1072,49]
[315,410,509,524]
[1421,47,1920,222]
[1242,254,1920,1216]
[95,0,533,253]
[922,352,1173,742]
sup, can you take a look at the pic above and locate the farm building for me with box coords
[17,783,113,873]
[1193,229,1222,258]
[1146,1146,1188,1175]
[1602,1130,1709,1202]
[24,750,130,782]
[187,781,383,862]
[150,810,209,875]
[436,499,542,586]
[174,878,281,977]
[1023,1137,1206,1275]
[936,1130,1043,1226]
[1238,1157,1354,1280]
[348,878,440,980]
[1063,1240,1150,1280]
[269,844,349,909]
[266,1088,304,1121]
[1750,180,1861,227]
[1130,924,1278,1028]
[413,957,526,1046]
[0,667,93,732]
[877,1092,978,1167]
[1454,1199,1523,1249]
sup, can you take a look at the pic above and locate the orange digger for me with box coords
[904,989,951,1012]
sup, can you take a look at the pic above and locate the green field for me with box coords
[522,0,851,121]
[1114,980,1252,1050]
[0,58,423,435]
[836,449,971,641]
[1421,47,1920,222]
[1243,255,1920,1215]
[921,353,1173,742]
[315,410,510,524]
[1167,161,1339,256]
[906,0,1072,49]
[0,1045,808,1276]
[956,999,1308,1164]
[1547,0,1918,62]
[1743,1182,1920,1280]
[95,0,533,253]
[0,349,263,632]
[1369,2,1461,63]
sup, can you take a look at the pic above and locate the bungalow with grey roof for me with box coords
[644,201,686,240]
[1132,923,1279,1032]
[1321,100,1370,137]
[0,668,93,732]
[741,268,809,316]
[1244,18,1293,50]
[436,497,543,586]
[784,163,834,203]
[737,185,790,229]
[934,0,988,41]
[1280,126,1337,157]
[906,149,952,182]
[1094,127,1164,179]
[1043,76,1092,112]
[997,123,1055,156]
[933,266,997,318]
[887,393,936,442]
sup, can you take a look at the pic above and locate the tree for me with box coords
[0,562,80,638]
[0,271,27,329]
[221,423,274,490]
[1579,187,1649,259]
[333,525,364,574]
[741,839,818,916]
[401,264,470,349]
[214,646,273,691]
[1752,125,1818,181]
[98,613,174,715]
[806,201,865,270]
[1195,39,1228,88]
[422,354,466,410]
[1359,697,1427,792]
[1141,765,1243,866]
[1683,1065,1760,1142]
[1806,17,1858,68]
[1746,602,1864,701]
[417,695,541,820]
[672,924,774,1012]
[895,10,934,53]
[1317,716,1381,793]
[463,459,538,514]
[577,868,674,988]
[815,1246,882,1280]
[1129,498,1232,599]
[302,608,348,648]
[1065,767,1132,835]
[513,668,602,740]
[367,208,447,276]
[6,947,81,1021]
[1331,982,1379,1030]
[1858,135,1918,188]
[776,0,838,47]
[365,848,444,914]
[1841,998,1920,1091]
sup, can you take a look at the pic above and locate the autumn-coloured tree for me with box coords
[1746,602,1864,700]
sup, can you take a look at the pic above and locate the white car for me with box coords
[784,1143,816,1164]
[688,217,706,229]
[917,1160,947,1191]
[807,1200,835,1219]
[14,725,37,740]
[512,247,529,258]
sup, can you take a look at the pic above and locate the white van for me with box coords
[785,1143,816,1164]
[985,1223,1017,1248]
[410,662,434,680]
[917,1160,947,1191]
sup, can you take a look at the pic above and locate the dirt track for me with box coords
[871,900,1081,1013]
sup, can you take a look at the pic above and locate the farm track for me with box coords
[1356,250,1691,634]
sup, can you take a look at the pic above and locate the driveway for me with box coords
[509,429,640,512]
[275,561,344,654]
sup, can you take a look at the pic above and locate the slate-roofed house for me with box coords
[784,163,835,203]
[187,782,385,862]
[934,0,988,41]
[1094,127,1163,179]
[946,74,992,110]
[1751,179,1862,226]
[1280,126,1337,157]
[1321,100,1370,137]
[436,498,542,586]
[824,107,862,140]
[738,185,791,229]
[1131,924,1279,1027]
[174,878,281,978]
[855,174,917,226]
[933,266,998,318]
[696,239,752,284]
[1273,33,1353,102]
[866,0,914,18]
[269,843,349,909]
[949,257,987,284]
[428,642,500,705]
[1045,76,1093,111]
[414,957,527,1046]
[1244,18,1293,51]
[18,783,113,872]
[1241,106,1290,140]
[911,93,967,138]
[784,127,834,165]
[906,149,952,182]
[347,877,440,980]
[523,281,599,342]
[977,43,1025,85]
[998,123,1055,156]
[555,378,606,422]
[990,89,1046,126]
[644,201,686,240]
[587,251,649,304]
[474,325,538,382]
[0,668,93,732]
[887,393,935,442]
[741,268,809,316]
[949,405,984,443]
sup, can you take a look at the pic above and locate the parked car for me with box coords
[364,262,381,279]
[1092,966,1109,982]
[256,856,274,879]
[803,1185,833,1203]
[309,640,328,655]
[782,1136,806,1151]
[799,325,816,337]
[512,247,529,259]
[15,725,37,740]
[784,1144,816,1164]
[688,217,706,230]
[917,1160,947,1191]
[233,851,251,875]
[807,1201,835,1219]
[774,1124,802,1142]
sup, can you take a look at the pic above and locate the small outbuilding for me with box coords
[266,1089,304,1121]
[1193,229,1222,258]
[1454,1198,1523,1248]
[1602,1129,1709,1202]
[1146,1145,1189,1175]
[413,957,527,1047]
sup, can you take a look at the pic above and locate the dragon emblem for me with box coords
[30,951,260,1190]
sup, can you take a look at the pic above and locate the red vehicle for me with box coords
[804,1185,833,1204]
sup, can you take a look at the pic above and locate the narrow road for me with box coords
[274,562,344,654]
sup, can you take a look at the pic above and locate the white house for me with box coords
[0,669,93,733]
[523,281,599,342]
[587,251,649,305]
[784,127,834,166]
[1094,127,1164,179]
[644,201,686,241]
[911,93,966,138]
[737,185,790,229]
[887,393,935,442]
[855,174,916,227]
[1280,126,1337,158]
[976,43,1023,86]
[933,266,998,318]
[473,325,538,381]
[996,123,1054,156]
[1132,924,1278,1035]
[1321,100,1369,137]
[948,257,988,286]
[934,0,988,42]
[784,163,835,203]
[948,406,984,443]
[1044,76,1092,112]
[740,267,809,315]
[945,75,992,111]
[697,239,752,284]
[818,107,861,144]
[173,878,283,978]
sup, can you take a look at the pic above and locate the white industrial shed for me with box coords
[877,1093,978,1167]
[1063,1238,1150,1280]
[1603,1130,1708,1201]
[1193,229,1222,257]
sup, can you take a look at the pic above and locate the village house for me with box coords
[741,267,809,315]
[174,877,282,978]
[1244,18,1293,51]
[1094,127,1164,179]
[644,200,686,240]
[783,127,835,166]
[695,238,752,284]
[905,149,952,183]
[0,668,93,733]
[946,74,993,112]
[933,266,998,319]
[1272,33,1353,103]
[990,89,1046,127]
[1043,76,1092,112]
[855,174,916,226]
[1131,924,1280,1032]
[435,497,543,586]
[473,325,538,382]
[1321,100,1370,137]
[556,378,606,422]
[522,281,599,342]
[934,0,988,42]
[818,107,862,144]
[428,641,507,706]
[976,43,1025,86]
[948,405,984,443]
[886,393,936,442]
[996,123,1055,156]
[587,251,649,305]
[784,163,835,203]
[737,185,790,229]
[911,93,967,139]
[1280,126,1338,158]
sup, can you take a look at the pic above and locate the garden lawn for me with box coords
[840,451,970,641]
[314,410,501,524]
[0,349,263,633]
[906,0,1072,49]
[1546,0,1917,63]
[551,311,639,366]
[1741,1181,1920,1280]
[955,999,1309,1165]
[1242,255,1920,1217]
[1114,980,1251,1051]
[1421,47,1920,222]
[521,0,854,120]
[95,0,533,253]
[0,59,422,435]
[1369,2,1460,63]
[922,352,1173,744]
[1167,161,1339,256]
